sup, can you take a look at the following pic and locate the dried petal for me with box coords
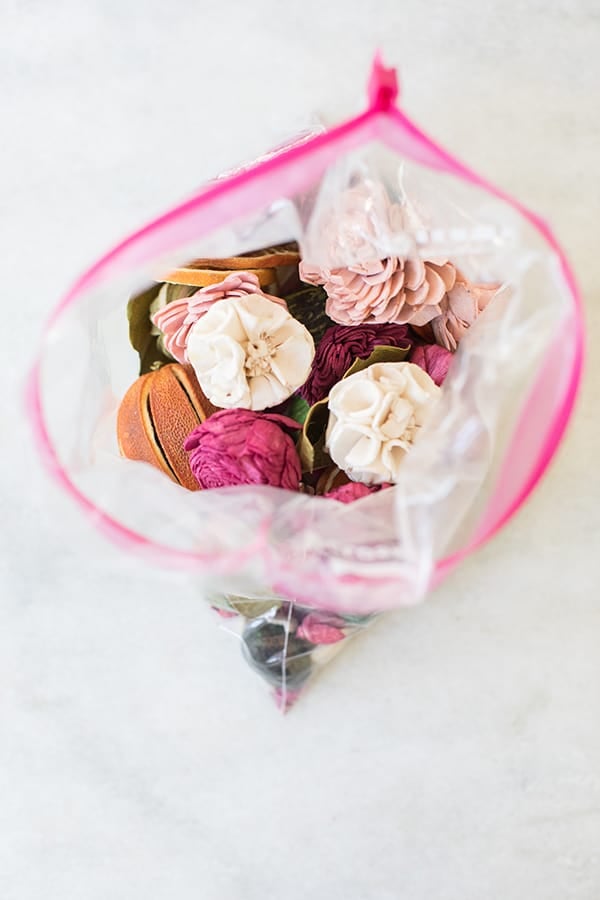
[152,271,287,364]
[410,343,454,386]
[430,278,501,350]
[297,613,345,644]
[184,409,302,490]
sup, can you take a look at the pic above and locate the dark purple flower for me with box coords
[409,343,453,386]
[184,409,301,490]
[299,323,411,406]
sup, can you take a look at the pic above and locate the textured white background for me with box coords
[2,2,600,898]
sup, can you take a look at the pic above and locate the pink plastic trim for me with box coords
[368,53,399,111]
[27,57,584,592]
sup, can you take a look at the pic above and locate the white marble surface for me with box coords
[2,2,600,898]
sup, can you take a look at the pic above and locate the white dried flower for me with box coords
[186,294,315,410]
[325,362,440,484]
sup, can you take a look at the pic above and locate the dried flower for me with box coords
[299,182,457,327]
[186,294,315,410]
[430,277,500,351]
[409,343,453,386]
[184,409,302,490]
[151,271,286,364]
[299,322,411,406]
[325,362,440,485]
[301,256,457,328]
[304,182,405,266]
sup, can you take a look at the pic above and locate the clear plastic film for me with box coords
[29,60,582,707]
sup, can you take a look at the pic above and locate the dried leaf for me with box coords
[206,592,283,618]
[343,343,411,378]
[297,396,331,473]
[227,596,282,619]
[284,285,334,345]
[127,282,195,375]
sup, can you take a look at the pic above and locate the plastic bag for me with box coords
[28,58,583,709]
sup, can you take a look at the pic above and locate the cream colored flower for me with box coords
[325,362,440,485]
[186,294,315,410]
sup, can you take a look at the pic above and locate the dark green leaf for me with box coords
[285,393,311,425]
[284,285,334,345]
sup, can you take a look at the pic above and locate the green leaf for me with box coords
[284,285,334,345]
[297,396,331,473]
[126,282,196,375]
[285,393,311,425]
[343,343,411,378]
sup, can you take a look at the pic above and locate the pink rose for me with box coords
[430,278,500,351]
[152,271,287,364]
[184,409,302,490]
[409,343,453,386]
[299,322,411,406]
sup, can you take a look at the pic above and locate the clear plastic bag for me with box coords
[28,58,583,709]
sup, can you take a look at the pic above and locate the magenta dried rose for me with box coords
[184,409,302,490]
[325,482,390,503]
[299,322,411,406]
[151,271,286,364]
[410,343,453,386]
[430,278,500,351]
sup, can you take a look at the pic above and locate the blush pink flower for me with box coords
[300,257,457,327]
[184,409,301,490]
[300,182,458,327]
[409,343,453,386]
[299,322,411,406]
[430,278,500,351]
[152,271,286,364]
[309,183,404,266]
